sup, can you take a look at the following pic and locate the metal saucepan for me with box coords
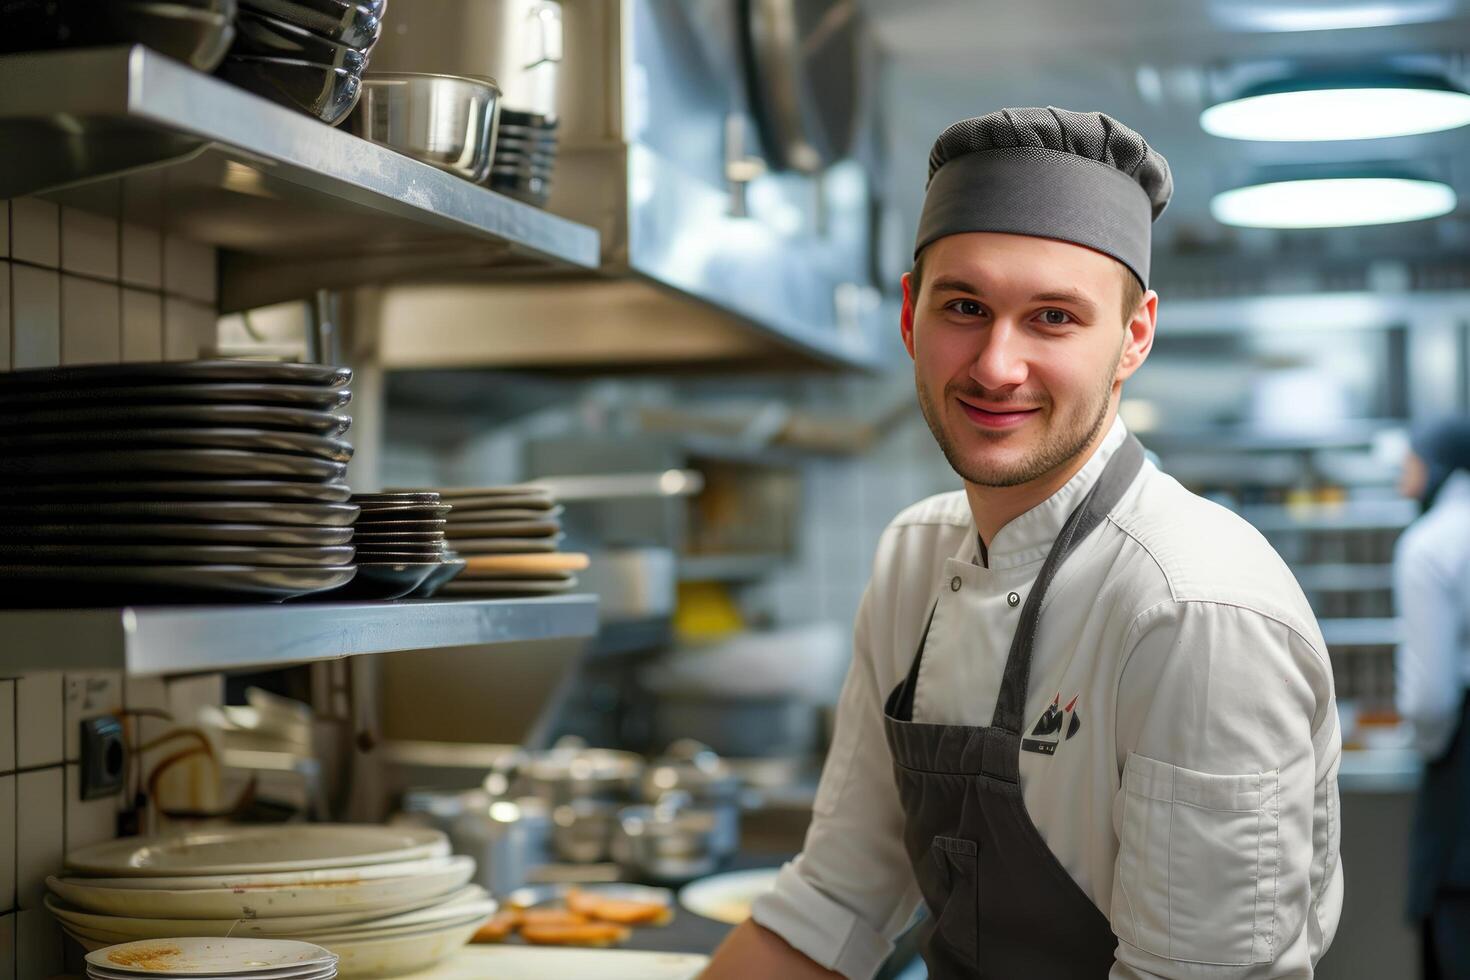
[346,71,501,182]
[612,790,735,884]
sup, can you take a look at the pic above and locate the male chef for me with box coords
[703,107,1343,979]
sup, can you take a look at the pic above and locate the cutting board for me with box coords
[394,946,708,980]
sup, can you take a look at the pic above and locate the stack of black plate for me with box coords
[321,491,464,600]
[429,486,576,597]
[489,108,558,207]
[217,0,385,125]
[0,360,360,606]
[0,0,237,72]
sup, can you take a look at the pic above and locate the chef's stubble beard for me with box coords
[916,339,1124,489]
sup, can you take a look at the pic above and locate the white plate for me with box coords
[87,966,335,980]
[318,918,483,979]
[46,886,487,940]
[389,946,708,980]
[85,938,335,975]
[65,855,463,892]
[48,856,475,920]
[67,826,448,877]
[306,907,492,944]
[677,868,780,925]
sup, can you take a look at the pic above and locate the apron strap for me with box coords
[889,600,939,723]
[990,434,1146,734]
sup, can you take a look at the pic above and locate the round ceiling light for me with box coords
[1201,74,1470,141]
[1211,176,1457,228]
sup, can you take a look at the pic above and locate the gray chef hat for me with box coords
[915,107,1173,288]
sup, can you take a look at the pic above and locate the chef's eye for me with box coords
[1038,309,1073,325]
[945,299,985,317]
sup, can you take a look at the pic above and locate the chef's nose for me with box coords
[969,320,1030,390]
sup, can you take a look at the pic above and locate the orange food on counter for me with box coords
[567,887,673,926]
[520,921,630,947]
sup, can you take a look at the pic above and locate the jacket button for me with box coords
[1007,591,1020,607]
[950,576,962,592]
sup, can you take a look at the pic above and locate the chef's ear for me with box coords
[1115,290,1158,383]
[901,272,918,360]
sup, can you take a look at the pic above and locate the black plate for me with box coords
[352,519,447,533]
[0,564,357,605]
[0,0,235,72]
[438,577,577,596]
[0,480,353,503]
[445,507,562,523]
[449,536,563,555]
[0,523,353,546]
[407,558,466,599]
[239,0,381,47]
[233,7,372,66]
[351,530,445,542]
[0,404,352,435]
[353,505,452,521]
[0,449,347,482]
[0,428,353,462]
[355,544,444,558]
[310,561,435,601]
[445,520,561,539]
[352,492,442,504]
[0,501,360,526]
[0,360,350,391]
[436,493,555,512]
[217,55,362,126]
[0,543,356,567]
[0,383,351,410]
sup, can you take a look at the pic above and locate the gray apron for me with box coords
[883,434,1144,978]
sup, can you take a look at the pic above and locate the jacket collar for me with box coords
[965,415,1130,570]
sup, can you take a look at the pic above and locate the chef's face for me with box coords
[901,232,1156,488]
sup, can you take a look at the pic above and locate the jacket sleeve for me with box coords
[1393,525,1466,759]
[1109,599,1343,979]
[751,576,924,980]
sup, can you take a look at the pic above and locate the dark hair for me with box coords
[910,252,1145,327]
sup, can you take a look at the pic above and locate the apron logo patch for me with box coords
[1022,693,1082,756]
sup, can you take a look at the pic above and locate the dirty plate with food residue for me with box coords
[84,938,336,977]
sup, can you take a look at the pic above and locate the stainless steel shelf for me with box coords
[1292,564,1395,592]
[678,554,784,582]
[1240,500,1418,533]
[1320,618,1402,647]
[0,595,598,676]
[0,47,600,310]
[1141,420,1400,453]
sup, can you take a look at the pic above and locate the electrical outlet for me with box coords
[79,715,125,800]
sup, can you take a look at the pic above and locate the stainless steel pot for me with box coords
[496,736,645,806]
[398,787,551,895]
[550,798,619,864]
[612,790,733,884]
[643,740,741,858]
[346,72,501,182]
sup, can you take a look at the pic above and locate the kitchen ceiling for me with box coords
[863,0,1470,290]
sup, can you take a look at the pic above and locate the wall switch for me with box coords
[78,716,125,800]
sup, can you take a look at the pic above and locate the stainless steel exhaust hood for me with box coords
[363,0,886,373]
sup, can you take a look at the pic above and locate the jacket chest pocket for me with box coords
[929,835,980,969]
[1110,752,1280,965]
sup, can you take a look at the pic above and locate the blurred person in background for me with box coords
[1395,417,1470,978]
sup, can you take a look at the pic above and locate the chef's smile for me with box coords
[955,397,1041,430]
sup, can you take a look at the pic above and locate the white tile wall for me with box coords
[15,908,60,980]
[121,223,162,290]
[0,777,14,914]
[15,768,62,911]
[0,199,227,964]
[0,682,14,775]
[163,235,217,305]
[15,675,61,771]
[60,276,121,365]
[121,288,164,362]
[64,765,117,855]
[10,266,58,371]
[9,199,57,269]
[163,296,217,361]
[60,208,118,281]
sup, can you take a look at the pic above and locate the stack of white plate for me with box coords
[48,825,495,979]
[87,938,337,980]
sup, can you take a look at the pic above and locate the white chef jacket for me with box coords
[1395,469,1470,759]
[752,416,1344,979]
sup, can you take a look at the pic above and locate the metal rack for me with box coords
[0,46,600,311]
[0,596,598,676]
